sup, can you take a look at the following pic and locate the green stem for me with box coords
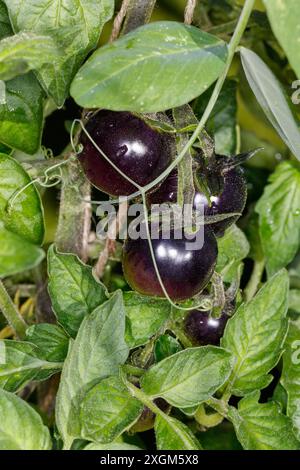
[206,397,229,418]
[170,325,193,348]
[195,403,224,428]
[125,378,168,419]
[55,158,91,261]
[122,364,145,377]
[205,19,239,35]
[0,280,27,339]
[244,258,265,302]
[122,0,157,34]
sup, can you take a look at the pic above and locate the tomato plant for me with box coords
[0,0,300,453]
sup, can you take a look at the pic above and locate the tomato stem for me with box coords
[124,376,168,419]
[0,280,27,339]
[195,403,224,428]
[55,158,91,261]
[184,0,197,25]
[122,364,145,377]
[122,0,157,34]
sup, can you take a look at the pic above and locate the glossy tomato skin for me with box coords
[122,227,218,302]
[78,110,174,196]
[184,309,230,345]
[147,169,178,205]
[147,165,247,237]
[201,167,247,237]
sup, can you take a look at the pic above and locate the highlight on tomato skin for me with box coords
[184,307,232,346]
[196,165,247,237]
[78,110,175,196]
[122,227,218,302]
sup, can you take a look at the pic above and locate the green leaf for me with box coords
[200,422,242,450]
[240,47,300,161]
[0,1,12,40]
[194,79,238,156]
[0,32,60,81]
[272,382,288,413]
[155,414,202,450]
[71,21,228,113]
[228,391,300,450]
[221,270,289,396]
[84,442,142,450]
[26,323,69,363]
[0,225,44,277]
[4,0,115,106]
[0,389,52,449]
[154,334,182,362]
[216,225,249,282]
[0,3,44,154]
[256,161,300,276]
[281,319,300,440]
[141,346,234,408]
[0,6,44,154]
[263,0,300,80]
[124,292,171,348]
[0,153,44,244]
[55,291,129,449]
[0,340,62,392]
[80,376,143,443]
[48,245,107,337]
[0,153,45,276]
[0,73,44,154]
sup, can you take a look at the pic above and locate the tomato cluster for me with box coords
[79,111,247,344]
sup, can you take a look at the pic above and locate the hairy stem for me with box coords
[184,0,197,25]
[195,403,224,428]
[94,201,127,278]
[55,158,91,261]
[122,364,145,377]
[0,280,27,339]
[124,377,168,419]
[206,397,229,418]
[122,0,157,34]
[110,0,131,42]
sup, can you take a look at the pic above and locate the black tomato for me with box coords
[199,166,247,237]
[184,309,230,346]
[147,169,178,205]
[78,110,174,196]
[147,160,247,237]
[122,227,218,302]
